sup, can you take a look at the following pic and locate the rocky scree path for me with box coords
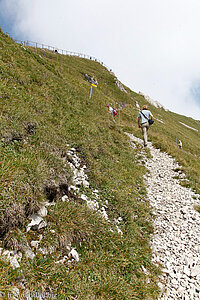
[126,133,200,300]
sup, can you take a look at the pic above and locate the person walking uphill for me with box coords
[138,105,153,147]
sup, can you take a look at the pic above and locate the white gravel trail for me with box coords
[126,133,200,300]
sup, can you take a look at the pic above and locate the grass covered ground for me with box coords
[0,28,199,299]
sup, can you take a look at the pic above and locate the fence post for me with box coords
[13,37,112,70]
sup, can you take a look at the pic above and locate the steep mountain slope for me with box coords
[0,28,199,299]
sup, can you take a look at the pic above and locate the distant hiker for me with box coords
[113,108,117,117]
[138,105,153,147]
[112,108,117,122]
[107,104,117,122]
[107,104,113,114]
[178,140,182,149]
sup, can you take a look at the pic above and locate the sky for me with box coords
[0,0,200,120]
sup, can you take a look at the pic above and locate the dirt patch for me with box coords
[44,181,84,204]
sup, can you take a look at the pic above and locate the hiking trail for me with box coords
[126,133,200,299]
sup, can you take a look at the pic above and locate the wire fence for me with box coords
[13,38,112,72]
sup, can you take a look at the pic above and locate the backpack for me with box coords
[113,108,117,116]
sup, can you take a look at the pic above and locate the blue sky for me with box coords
[0,13,13,34]
[0,0,200,120]
[191,83,200,105]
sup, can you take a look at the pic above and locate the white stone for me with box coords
[62,195,69,202]
[26,214,47,232]
[191,266,200,277]
[83,180,89,188]
[25,248,35,260]
[16,251,22,262]
[38,206,48,217]
[100,207,109,220]
[68,248,79,262]
[138,91,165,109]
[45,201,56,207]
[87,200,99,210]
[81,194,88,201]
[116,225,123,235]
[31,240,40,249]
[55,255,68,264]
[0,249,22,269]
[183,266,191,277]
[69,185,79,191]
[10,256,20,269]
[177,286,185,294]
[38,247,49,255]
[2,250,10,257]
[194,245,200,252]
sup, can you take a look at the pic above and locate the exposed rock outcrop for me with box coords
[139,91,166,110]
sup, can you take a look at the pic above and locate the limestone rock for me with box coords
[27,214,47,232]
[24,248,35,260]
[37,206,48,217]
[61,195,69,202]
[68,248,79,262]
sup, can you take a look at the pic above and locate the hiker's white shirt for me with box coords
[138,110,152,124]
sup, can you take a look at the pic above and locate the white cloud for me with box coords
[0,0,200,119]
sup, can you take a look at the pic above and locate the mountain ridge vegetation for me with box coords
[0,28,199,299]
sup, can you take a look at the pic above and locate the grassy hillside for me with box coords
[0,28,199,299]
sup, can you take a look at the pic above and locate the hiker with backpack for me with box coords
[138,105,154,147]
